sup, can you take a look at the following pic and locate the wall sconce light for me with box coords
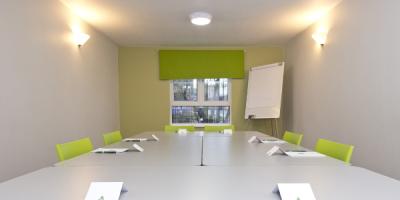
[73,32,90,47]
[312,29,328,46]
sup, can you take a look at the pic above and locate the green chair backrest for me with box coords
[103,130,123,145]
[164,125,195,132]
[315,138,354,163]
[55,137,93,161]
[283,131,303,145]
[204,125,235,132]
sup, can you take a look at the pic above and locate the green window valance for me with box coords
[159,50,244,80]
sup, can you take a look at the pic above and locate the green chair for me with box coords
[103,130,123,145]
[164,125,195,132]
[315,138,354,163]
[55,137,93,161]
[282,131,303,145]
[204,125,235,132]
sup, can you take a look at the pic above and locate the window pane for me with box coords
[172,106,230,124]
[172,106,196,123]
[204,78,229,101]
[173,79,197,101]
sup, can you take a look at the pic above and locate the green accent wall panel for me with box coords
[159,50,244,79]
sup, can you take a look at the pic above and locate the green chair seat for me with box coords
[56,137,93,161]
[204,125,235,132]
[282,131,303,145]
[164,125,195,132]
[315,138,354,163]
[103,130,123,145]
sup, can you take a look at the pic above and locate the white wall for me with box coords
[284,0,400,179]
[0,1,119,181]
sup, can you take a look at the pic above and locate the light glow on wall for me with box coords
[312,27,328,46]
[72,31,90,47]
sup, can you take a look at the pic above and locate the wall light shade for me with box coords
[73,32,90,47]
[190,12,212,26]
[312,30,327,46]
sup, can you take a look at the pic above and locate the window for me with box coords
[170,78,231,126]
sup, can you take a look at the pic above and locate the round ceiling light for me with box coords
[190,12,212,26]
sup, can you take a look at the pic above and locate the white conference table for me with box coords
[1,165,399,200]
[56,131,344,167]
[56,132,202,167]
[2,130,400,199]
[203,131,346,166]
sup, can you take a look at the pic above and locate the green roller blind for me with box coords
[159,50,244,80]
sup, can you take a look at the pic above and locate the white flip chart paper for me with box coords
[245,62,285,119]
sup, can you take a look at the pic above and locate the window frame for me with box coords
[169,79,232,127]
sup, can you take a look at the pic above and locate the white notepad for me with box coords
[123,138,147,142]
[222,129,233,135]
[285,151,326,158]
[249,136,284,144]
[85,182,127,200]
[151,134,159,141]
[124,134,159,142]
[132,143,144,152]
[273,183,316,200]
[248,136,258,143]
[92,148,129,153]
[177,129,188,134]
[267,146,326,158]
[266,145,286,156]
[260,139,286,144]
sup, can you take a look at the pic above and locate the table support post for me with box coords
[200,135,205,166]
[270,118,280,138]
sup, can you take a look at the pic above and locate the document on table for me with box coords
[248,136,258,143]
[267,146,325,158]
[92,148,129,153]
[284,151,326,158]
[267,145,286,156]
[151,134,159,141]
[273,183,316,200]
[132,143,144,152]
[222,129,233,135]
[85,182,127,200]
[249,136,285,144]
[193,131,205,136]
[124,134,159,142]
[177,129,188,134]
[123,138,148,142]
[260,139,286,144]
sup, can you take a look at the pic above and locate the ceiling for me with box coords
[62,0,341,46]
